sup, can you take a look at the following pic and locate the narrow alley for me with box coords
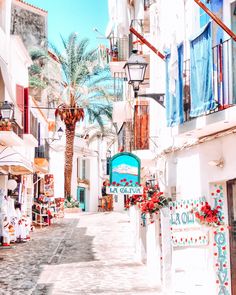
[0,212,162,295]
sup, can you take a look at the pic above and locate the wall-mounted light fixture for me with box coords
[47,127,64,144]
[208,157,224,168]
[0,101,14,120]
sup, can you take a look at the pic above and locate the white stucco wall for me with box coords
[166,134,236,198]
[164,134,235,294]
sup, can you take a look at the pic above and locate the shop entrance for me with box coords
[227,179,236,294]
[77,187,86,211]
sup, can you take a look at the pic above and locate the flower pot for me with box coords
[64,208,81,213]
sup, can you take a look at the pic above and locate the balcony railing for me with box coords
[30,112,38,139]
[109,37,129,62]
[130,19,145,53]
[0,118,23,138]
[114,72,126,101]
[117,122,133,152]
[12,121,23,139]
[183,38,233,122]
[35,141,49,160]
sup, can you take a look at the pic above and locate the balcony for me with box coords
[117,122,133,152]
[34,142,49,174]
[35,142,49,160]
[178,38,236,138]
[108,37,129,77]
[23,111,38,147]
[0,119,24,146]
[114,72,126,101]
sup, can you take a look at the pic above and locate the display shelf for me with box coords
[32,201,50,228]
[32,211,50,228]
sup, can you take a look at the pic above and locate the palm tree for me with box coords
[53,33,113,198]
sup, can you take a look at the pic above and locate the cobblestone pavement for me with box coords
[0,212,163,295]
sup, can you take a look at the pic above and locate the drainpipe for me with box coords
[194,0,236,41]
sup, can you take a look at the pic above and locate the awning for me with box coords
[34,158,49,174]
[0,146,33,175]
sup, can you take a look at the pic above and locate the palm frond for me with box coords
[29,48,48,61]
[29,76,47,89]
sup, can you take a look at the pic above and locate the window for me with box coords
[82,159,86,179]
[30,112,38,139]
[134,100,149,150]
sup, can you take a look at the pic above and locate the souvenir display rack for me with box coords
[32,202,50,228]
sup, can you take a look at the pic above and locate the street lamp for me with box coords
[124,49,148,98]
[0,101,14,120]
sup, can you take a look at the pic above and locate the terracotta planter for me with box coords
[0,126,11,131]
[64,208,81,213]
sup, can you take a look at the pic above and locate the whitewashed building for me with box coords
[106,0,236,294]
[0,0,49,219]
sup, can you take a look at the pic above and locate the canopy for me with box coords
[0,146,33,175]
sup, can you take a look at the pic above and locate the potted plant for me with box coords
[139,185,171,225]
[64,196,81,213]
[191,202,223,227]
[0,119,11,131]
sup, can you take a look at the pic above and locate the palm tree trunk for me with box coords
[64,125,75,198]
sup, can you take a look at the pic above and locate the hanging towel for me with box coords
[165,43,184,127]
[169,35,179,95]
[190,22,215,117]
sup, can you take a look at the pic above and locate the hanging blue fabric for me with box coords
[190,22,215,117]
[165,43,184,127]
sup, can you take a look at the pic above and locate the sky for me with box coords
[26,0,109,50]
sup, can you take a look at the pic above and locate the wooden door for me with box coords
[227,180,236,294]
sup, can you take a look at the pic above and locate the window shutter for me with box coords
[16,84,24,112]
[24,87,29,133]
[134,101,149,150]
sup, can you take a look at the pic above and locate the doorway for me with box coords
[227,179,236,294]
[77,187,86,211]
